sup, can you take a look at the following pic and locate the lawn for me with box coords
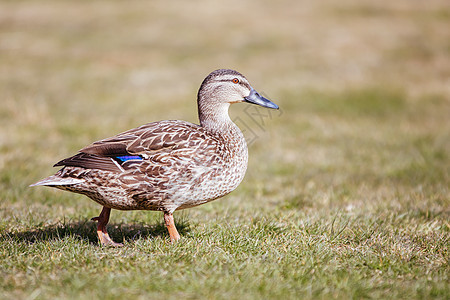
[1,0,449,299]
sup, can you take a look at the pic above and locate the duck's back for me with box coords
[50,120,248,213]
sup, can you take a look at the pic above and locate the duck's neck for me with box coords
[198,102,237,135]
[198,101,248,170]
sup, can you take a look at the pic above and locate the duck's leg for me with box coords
[164,212,180,242]
[91,206,123,247]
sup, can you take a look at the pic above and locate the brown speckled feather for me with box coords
[81,121,203,157]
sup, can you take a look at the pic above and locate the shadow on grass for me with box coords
[0,218,190,245]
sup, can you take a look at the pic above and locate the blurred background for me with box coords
[1,0,448,208]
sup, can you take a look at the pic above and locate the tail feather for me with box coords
[30,175,85,187]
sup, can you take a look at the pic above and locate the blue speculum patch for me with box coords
[116,156,143,162]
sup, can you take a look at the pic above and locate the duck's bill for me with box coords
[244,88,279,109]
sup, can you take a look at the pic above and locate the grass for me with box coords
[1,0,449,299]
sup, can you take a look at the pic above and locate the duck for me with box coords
[31,69,279,246]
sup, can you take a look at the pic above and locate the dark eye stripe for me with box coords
[216,79,251,89]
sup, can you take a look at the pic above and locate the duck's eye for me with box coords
[232,78,239,84]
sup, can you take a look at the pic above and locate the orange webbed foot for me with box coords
[164,212,181,243]
[92,207,123,247]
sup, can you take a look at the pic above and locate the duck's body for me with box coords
[31,69,278,246]
[45,119,248,212]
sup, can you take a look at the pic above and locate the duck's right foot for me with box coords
[96,230,123,247]
[91,206,123,247]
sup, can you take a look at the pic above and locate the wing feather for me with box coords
[79,120,209,156]
[54,153,122,173]
[54,120,220,174]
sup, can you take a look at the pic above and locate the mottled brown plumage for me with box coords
[31,69,278,246]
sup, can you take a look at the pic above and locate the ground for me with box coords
[0,0,449,299]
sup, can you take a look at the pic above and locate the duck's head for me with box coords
[197,69,278,128]
[198,69,278,109]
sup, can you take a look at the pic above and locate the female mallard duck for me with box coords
[31,69,279,246]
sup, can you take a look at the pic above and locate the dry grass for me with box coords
[0,0,449,299]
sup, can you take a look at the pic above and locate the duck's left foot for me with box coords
[91,206,123,247]
[164,212,180,242]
